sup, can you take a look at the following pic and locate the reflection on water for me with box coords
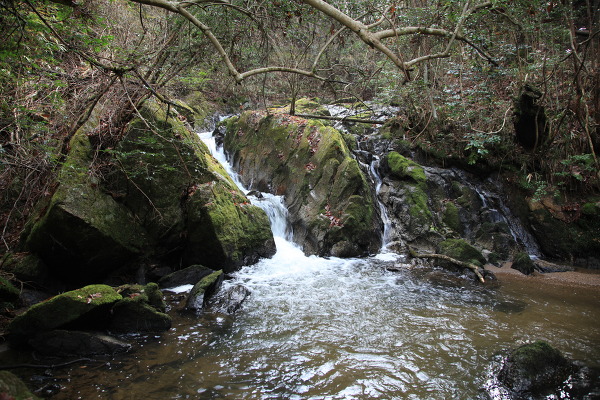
[46,242,600,399]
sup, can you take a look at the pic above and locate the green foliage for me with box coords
[464,131,502,165]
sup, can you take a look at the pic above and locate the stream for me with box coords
[41,131,600,399]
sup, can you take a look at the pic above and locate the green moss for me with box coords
[0,275,19,302]
[386,151,426,185]
[190,270,223,298]
[0,371,40,400]
[8,284,122,338]
[438,238,486,266]
[116,282,166,312]
[581,201,600,216]
[511,252,535,275]
[442,201,461,232]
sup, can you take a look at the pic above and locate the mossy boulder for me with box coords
[511,252,535,275]
[442,201,461,232]
[24,127,147,284]
[184,181,276,271]
[528,198,600,265]
[23,99,274,284]
[385,151,427,184]
[498,341,574,396]
[0,275,19,303]
[185,270,224,311]
[0,371,40,400]
[8,284,122,339]
[221,111,381,256]
[438,239,486,266]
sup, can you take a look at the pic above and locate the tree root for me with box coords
[408,247,485,283]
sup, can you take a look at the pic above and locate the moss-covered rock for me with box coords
[186,270,224,311]
[23,99,274,284]
[511,252,535,275]
[24,127,147,284]
[116,282,166,312]
[184,181,276,271]
[385,151,427,184]
[528,197,600,264]
[8,284,122,339]
[0,371,40,400]
[442,201,461,232]
[221,111,381,256]
[498,341,573,396]
[0,275,19,303]
[438,238,486,266]
[158,264,213,288]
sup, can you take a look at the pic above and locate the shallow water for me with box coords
[42,242,599,400]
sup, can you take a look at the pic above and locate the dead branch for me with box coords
[294,113,385,125]
[408,247,486,283]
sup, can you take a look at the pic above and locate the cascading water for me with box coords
[45,128,600,400]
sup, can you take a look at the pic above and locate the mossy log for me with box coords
[408,247,485,283]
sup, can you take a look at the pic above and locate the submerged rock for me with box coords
[221,110,381,256]
[28,330,131,356]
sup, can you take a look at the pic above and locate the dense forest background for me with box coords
[1,0,598,252]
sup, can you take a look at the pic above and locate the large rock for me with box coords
[221,109,381,256]
[24,127,147,283]
[497,341,574,397]
[8,284,122,339]
[23,99,275,284]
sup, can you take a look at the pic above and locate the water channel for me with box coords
[46,131,600,399]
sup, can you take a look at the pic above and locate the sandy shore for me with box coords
[486,262,600,290]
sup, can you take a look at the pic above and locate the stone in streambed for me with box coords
[28,330,131,356]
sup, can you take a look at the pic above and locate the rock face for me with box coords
[220,110,382,256]
[185,270,224,311]
[23,99,275,284]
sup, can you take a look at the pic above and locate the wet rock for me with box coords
[0,370,40,400]
[221,110,381,257]
[497,341,574,397]
[8,284,122,340]
[158,265,214,289]
[22,99,275,285]
[185,270,224,311]
[108,299,171,333]
[438,238,486,266]
[511,252,535,275]
[28,330,131,356]
[533,259,575,273]
[207,284,251,314]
